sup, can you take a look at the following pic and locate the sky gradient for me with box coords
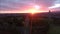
[0,0,60,13]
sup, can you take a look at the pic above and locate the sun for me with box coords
[29,5,40,14]
[31,10,37,14]
[28,9,37,14]
[25,5,40,14]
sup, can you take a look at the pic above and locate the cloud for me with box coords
[54,0,60,4]
[48,0,60,11]
[0,0,34,11]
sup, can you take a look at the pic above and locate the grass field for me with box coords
[48,24,60,34]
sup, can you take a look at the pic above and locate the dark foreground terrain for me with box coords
[0,12,60,34]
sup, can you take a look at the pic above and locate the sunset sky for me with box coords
[0,0,60,13]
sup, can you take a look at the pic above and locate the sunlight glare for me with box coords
[34,5,40,9]
[28,9,38,14]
